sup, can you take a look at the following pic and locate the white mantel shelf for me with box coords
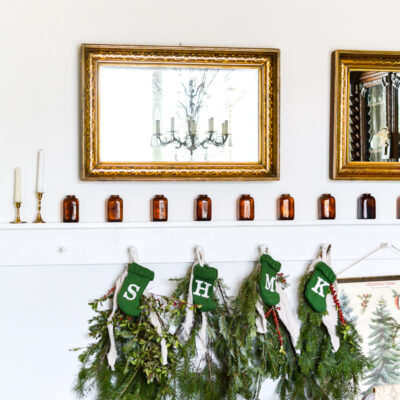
[2,219,400,230]
[1,220,400,266]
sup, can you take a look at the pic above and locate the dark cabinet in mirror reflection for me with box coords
[357,194,376,219]
[195,195,212,221]
[152,195,168,222]
[318,194,336,220]
[349,71,400,162]
[278,194,294,220]
[63,195,79,223]
[107,195,123,222]
[238,194,254,221]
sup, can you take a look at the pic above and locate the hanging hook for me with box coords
[128,246,138,263]
[195,245,205,266]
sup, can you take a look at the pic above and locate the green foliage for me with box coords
[228,265,299,400]
[364,297,400,393]
[169,270,234,400]
[74,290,183,400]
[296,271,370,400]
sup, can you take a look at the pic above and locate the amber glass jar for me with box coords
[195,195,212,221]
[278,194,294,220]
[63,195,79,223]
[358,194,376,219]
[107,195,123,222]
[152,195,168,221]
[238,194,254,221]
[318,194,336,220]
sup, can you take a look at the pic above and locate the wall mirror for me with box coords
[332,50,400,179]
[81,44,280,180]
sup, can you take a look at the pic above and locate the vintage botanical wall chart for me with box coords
[338,276,400,396]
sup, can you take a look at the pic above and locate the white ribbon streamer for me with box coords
[255,298,267,334]
[181,246,205,342]
[107,267,128,370]
[276,282,300,351]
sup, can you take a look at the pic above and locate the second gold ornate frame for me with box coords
[81,44,280,181]
[331,49,400,180]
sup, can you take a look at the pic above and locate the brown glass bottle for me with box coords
[358,194,376,219]
[63,195,79,223]
[152,195,168,221]
[318,194,336,220]
[238,194,254,221]
[107,195,123,222]
[195,195,212,221]
[278,194,294,220]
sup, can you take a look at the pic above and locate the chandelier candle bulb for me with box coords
[209,117,214,131]
[36,149,44,193]
[170,117,175,132]
[156,120,160,134]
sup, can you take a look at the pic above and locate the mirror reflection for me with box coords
[349,71,400,162]
[99,66,259,163]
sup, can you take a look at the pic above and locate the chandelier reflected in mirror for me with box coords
[151,116,232,158]
[150,74,232,159]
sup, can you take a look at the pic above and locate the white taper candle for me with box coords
[170,117,175,132]
[14,167,22,203]
[36,149,44,193]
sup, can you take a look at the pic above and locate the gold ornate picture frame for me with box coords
[331,50,400,180]
[81,44,280,181]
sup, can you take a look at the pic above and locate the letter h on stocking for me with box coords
[193,280,211,298]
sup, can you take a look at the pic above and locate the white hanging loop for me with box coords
[195,245,205,266]
[259,244,269,256]
[128,246,138,263]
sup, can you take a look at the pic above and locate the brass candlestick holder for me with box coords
[11,202,26,224]
[33,192,45,223]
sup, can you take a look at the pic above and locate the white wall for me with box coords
[2,0,400,399]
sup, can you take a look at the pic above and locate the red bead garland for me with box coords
[330,284,346,326]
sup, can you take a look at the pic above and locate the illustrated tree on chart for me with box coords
[340,290,358,324]
[364,297,400,394]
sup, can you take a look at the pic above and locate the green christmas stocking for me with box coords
[259,254,281,306]
[117,262,155,317]
[305,261,336,313]
[192,264,218,312]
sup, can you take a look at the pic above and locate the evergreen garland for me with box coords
[74,289,183,400]
[170,270,233,400]
[228,264,299,400]
[296,271,370,400]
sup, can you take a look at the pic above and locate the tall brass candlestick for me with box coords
[11,202,26,224]
[33,192,45,223]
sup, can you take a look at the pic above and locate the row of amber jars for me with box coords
[62,193,377,222]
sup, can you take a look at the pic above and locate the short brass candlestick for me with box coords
[11,202,26,224]
[33,192,45,223]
